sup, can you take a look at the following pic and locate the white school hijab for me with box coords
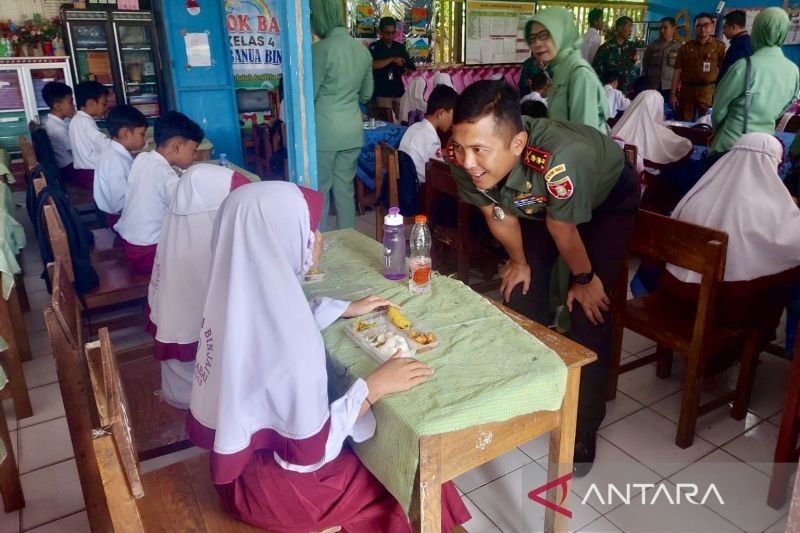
[667,132,800,283]
[610,90,692,166]
[148,163,236,346]
[398,77,427,124]
[189,181,332,479]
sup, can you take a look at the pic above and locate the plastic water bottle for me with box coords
[382,207,406,280]
[218,153,229,167]
[409,215,432,295]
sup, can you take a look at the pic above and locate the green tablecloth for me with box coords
[0,187,25,299]
[305,229,567,512]
[0,148,13,185]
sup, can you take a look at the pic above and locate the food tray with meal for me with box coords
[345,308,439,363]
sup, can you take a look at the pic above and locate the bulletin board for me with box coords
[788,6,800,46]
[464,0,534,65]
[348,0,435,64]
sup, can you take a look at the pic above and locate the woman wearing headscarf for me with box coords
[664,133,800,328]
[187,181,470,530]
[398,76,427,125]
[526,7,608,132]
[311,0,373,230]
[711,8,799,156]
[146,164,251,409]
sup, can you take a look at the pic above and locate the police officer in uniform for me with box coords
[642,17,682,98]
[447,80,640,476]
[670,13,726,121]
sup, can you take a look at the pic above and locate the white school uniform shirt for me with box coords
[581,27,603,63]
[44,114,73,168]
[520,91,548,107]
[114,150,180,245]
[94,140,133,215]
[68,110,111,170]
[397,118,442,183]
[605,84,631,118]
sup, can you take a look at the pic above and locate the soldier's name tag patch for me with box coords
[522,146,551,173]
[544,163,566,182]
[547,176,574,200]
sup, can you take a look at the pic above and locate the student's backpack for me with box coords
[33,185,98,295]
[25,162,65,235]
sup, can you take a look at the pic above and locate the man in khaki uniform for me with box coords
[642,16,682,98]
[670,12,726,121]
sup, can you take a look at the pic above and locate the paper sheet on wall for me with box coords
[788,9,800,46]
[184,32,211,67]
[465,0,534,65]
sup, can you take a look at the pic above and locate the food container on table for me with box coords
[344,310,439,363]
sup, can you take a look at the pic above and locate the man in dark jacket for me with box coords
[718,9,753,82]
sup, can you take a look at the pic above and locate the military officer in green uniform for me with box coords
[447,81,640,476]
[592,16,638,94]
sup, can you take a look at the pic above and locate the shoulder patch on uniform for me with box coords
[444,142,459,166]
[544,163,566,182]
[547,176,574,200]
[522,146,550,173]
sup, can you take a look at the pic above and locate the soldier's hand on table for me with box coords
[342,295,398,318]
[499,260,531,302]
[567,276,610,325]
[366,351,434,401]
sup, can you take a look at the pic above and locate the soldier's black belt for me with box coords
[683,81,716,87]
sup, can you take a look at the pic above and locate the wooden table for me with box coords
[412,301,595,532]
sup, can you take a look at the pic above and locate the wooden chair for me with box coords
[241,128,256,166]
[0,286,33,420]
[17,135,36,174]
[769,321,800,509]
[374,142,414,242]
[0,358,24,512]
[607,210,763,448]
[623,144,637,169]
[424,160,500,290]
[368,105,394,124]
[86,327,262,532]
[669,125,712,146]
[252,122,270,179]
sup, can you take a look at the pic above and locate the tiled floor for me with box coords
[0,201,794,532]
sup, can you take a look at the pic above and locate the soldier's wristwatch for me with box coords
[574,272,595,285]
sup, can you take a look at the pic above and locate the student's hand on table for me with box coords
[669,94,679,110]
[342,295,398,318]
[366,351,434,403]
[499,260,531,302]
[567,276,610,325]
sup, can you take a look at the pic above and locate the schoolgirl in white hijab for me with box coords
[398,76,427,125]
[187,181,468,530]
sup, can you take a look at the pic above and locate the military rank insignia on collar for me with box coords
[445,142,459,166]
[522,146,551,173]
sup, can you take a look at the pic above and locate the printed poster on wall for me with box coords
[225,0,282,127]
[465,0,534,65]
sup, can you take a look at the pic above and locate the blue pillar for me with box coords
[276,0,318,188]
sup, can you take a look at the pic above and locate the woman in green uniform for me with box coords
[526,7,608,132]
[311,0,373,230]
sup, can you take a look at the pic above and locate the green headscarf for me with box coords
[751,7,790,50]
[310,0,343,39]
[527,7,580,65]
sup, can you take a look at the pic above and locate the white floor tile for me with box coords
[616,365,684,406]
[517,434,550,461]
[454,447,532,494]
[27,330,53,358]
[22,275,46,294]
[669,449,788,533]
[0,508,19,533]
[599,408,715,478]
[576,516,622,532]
[468,462,600,533]
[20,459,85,530]
[139,446,206,474]
[745,376,788,420]
[26,510,90,533]
[768,411,783,427]
[604,480,741,533]
[3,398,17,431]
[755,354,792,389]
[764,513,789,533]
[23,310,46,335]
[599,392,645,430]
[722,421,780,475]
[461,495,500,533]
[566,436,662,515]
[26,291,50,312]
[23,355,58,390]
[18,417,74,474]
[621,329,656,356]
[16,383,66,429]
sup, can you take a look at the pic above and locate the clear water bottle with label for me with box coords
[218,153,229,168]
[409,215,432,295]
[382,207,406,280]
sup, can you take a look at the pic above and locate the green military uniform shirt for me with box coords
[592,38,638,93]
[675,39,726,84]
[448,117,625,225]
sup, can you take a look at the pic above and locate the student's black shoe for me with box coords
[573,430,597,478]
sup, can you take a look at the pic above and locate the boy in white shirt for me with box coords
[603,71,632,119]
[114,111,204,274]
[94,105,148,227]
[68,81,111,189]
[42,82,76,179]
[520,73,550,107]
[397,84,459,184]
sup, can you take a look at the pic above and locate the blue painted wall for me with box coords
[646,1,800,65]
[154,0,245,165]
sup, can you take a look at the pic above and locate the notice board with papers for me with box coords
[465,0,534,65]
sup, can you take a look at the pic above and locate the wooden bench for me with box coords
[0,348,24,513]
[46,260,189,461]
[769,321,800,509]
[374,142,415,242]
[86,327,261,532]
[608,210,762,448]
[0,287,33,420]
